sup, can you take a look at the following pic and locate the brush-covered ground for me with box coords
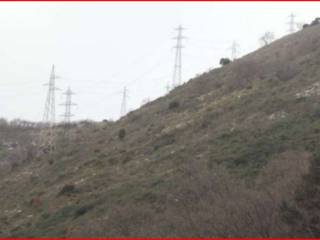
[1,24,320,237]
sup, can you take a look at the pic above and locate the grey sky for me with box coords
[0,2,319,122]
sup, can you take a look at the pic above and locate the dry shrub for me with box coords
[162,161,286,237]
[226,59,261,91]
[281,152,320,237]
[67,153,310,237]
[255,150,311,200]
[275,64,299,82]
[68,205,161,237]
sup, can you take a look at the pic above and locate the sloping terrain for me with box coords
[0,122,38,177]
[1,24,320,237]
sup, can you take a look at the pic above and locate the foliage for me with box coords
[168,100,180,110]
[118,128,126,140]
[219,58,231,66]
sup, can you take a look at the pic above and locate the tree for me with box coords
[260,31,275,46]
[219,58,231,66]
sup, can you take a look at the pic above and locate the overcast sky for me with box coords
[0,2,319,122]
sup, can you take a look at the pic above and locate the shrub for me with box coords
[153,134,175,151]
[72,160,292,237]
[310,17,320,26]
[168,100,180,110]
[118,129,126,140]
[303,24,309,29]
[74,204,95,218]
[58,184,77,196]
[275,65,298,82]
[219,58,231,66]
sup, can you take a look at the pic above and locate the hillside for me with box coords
[1,24,320,237]
[0,122,39,177]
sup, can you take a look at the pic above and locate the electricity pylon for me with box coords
[166,82,171,93]
[43,64,59,124]
[120,87,128,118]
[172,25,186,89]
[288,13,296,33]
[61,87,76,125]
[230,41,240,60]
[40,64,59,157]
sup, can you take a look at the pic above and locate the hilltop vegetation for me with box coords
[1,24,320,237]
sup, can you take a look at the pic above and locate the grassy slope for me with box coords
[1,25,320,237]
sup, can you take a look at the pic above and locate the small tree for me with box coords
[260,31,275,46]
[219,58,231,66]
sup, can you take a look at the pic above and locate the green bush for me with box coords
[74,204,95,218]
[58,184,77,196]
[219,58,231,66]
[168,100,180,110]
[118,129,126,140]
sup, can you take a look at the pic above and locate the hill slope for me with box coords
[2,25,320,237]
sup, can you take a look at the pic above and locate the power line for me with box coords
[125,54,170,88]
[172,25,186,89]
[71,41,171,88]
[60,87,76,124]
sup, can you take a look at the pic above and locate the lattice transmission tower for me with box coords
[61,87,76,125]
[120,87,128,118]
[171,25,186,89]
[43,64,59,124]
[230,41,240,60]
[40,64,59,156]
[288,13,296,33]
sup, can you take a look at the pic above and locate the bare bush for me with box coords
[67,153,309,237]
[163,161,287,237]
[260,32,275,46]
[225,59,260,91]
[275,64,300,82]
[255,151,311,200]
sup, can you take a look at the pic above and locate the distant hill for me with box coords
[1,24,320,237]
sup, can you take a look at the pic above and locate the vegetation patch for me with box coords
[118,129,126,140]
[58,184,78,196]
[168,100,180,110]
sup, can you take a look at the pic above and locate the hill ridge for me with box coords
[1,24,320,237]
